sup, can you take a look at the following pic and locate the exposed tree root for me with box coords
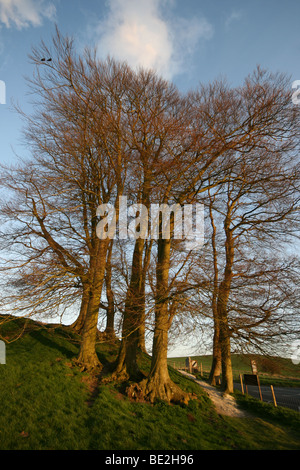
[108,369,130,383]
[127,377,191,405]
[72,357,103,373]
[104,366,146,385]
[125,383,145,402]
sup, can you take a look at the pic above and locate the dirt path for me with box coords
[179,370,249,418]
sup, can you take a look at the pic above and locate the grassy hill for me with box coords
[0,315,299,450]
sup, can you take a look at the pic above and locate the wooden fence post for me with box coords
[239,374,244,394]
[270,385,277,407]
[256,375,263,401]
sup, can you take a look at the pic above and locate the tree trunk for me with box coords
[208,192,222,385]
[209,281,222,385]
[217,212,234,394]
[77,239,109,370]
[113,237,146,380]
[219,310,233,394]
[209,323,222,385]
[104,298,115,340]
[77,289,102,369]
[139,237,189,404]
[70,283,90,334]
[103,240,116,340]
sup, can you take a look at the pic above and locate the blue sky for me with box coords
[0,0,300,165]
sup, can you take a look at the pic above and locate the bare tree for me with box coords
[136,78,266,403]
[199,69,300,392]
[139,68,300,400]
[0,30,135,369]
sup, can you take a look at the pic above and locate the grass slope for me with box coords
[0,316,299,450]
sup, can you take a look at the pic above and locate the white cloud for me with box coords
[225,10,243,30]
[95,0,213,80]
[0,0,56,29]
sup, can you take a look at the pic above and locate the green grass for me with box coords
[0,316,300,450]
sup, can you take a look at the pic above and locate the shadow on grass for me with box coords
[28,329,79,360]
